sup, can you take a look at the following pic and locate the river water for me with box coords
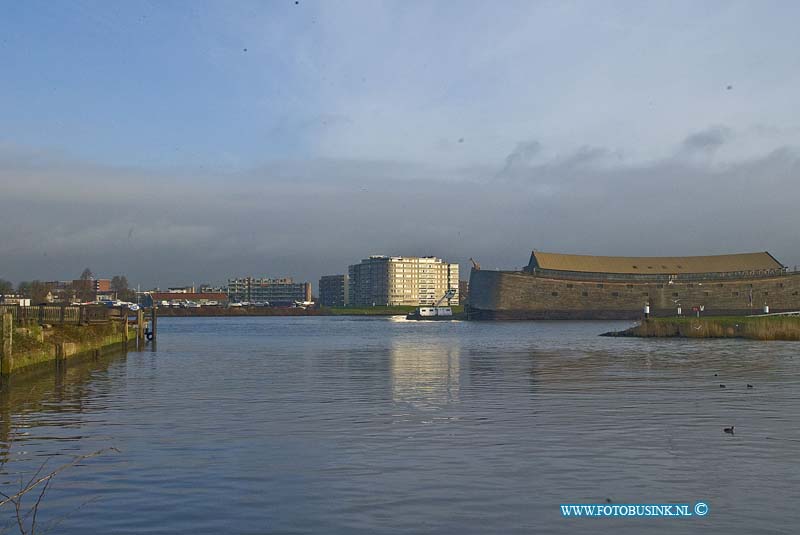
[1,317,799,534]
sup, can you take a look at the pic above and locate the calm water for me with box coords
[2,317,799,534]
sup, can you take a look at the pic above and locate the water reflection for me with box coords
[0,349,128,462]
[390,337,461,408]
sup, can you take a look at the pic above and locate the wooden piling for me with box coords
[1,313,12,376]
[137,309,145,345]
[56,342,67,362]
[123,313,129,344]
[150,306,158,341]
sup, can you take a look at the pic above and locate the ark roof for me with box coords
[529,251,783,275]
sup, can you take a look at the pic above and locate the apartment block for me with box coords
[319,275,349,307]
[227,277,312,304]
[348,256,459,306]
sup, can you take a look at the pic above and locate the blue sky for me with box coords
[2,1,800,287]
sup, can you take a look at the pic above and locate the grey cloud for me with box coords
[2,133,800,289]
[681,126,733,155]
[503,140,542,170]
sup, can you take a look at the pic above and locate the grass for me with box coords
[10,322,126,353]
[322,305,464,316]
[632,315,800,340]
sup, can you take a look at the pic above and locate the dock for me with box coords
[0,305,158,376]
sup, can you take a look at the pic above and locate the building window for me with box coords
[582,291,589,297]
[596,283,604,288]
[733,292,739,296]
[672,292,679,297]
[642,292,649,296]
[704,291,710,296]
[657,284,664,289]
[566,283,573,288]
[551,292,559,297]
[612,292,619,297]
[764,291,769,296]
[718,283,724,288]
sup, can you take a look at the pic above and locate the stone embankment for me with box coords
[602,316,800,341]
[1,317,135,376]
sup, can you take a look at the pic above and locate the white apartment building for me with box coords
[348,256,459,306]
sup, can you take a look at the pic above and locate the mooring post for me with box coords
[1,313,13,376]
[137,309,145,345]
[150,306,158,341]
[56,342,67,362]
[123,313,129,345]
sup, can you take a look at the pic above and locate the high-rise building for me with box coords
[348,256,459,306]
[227,277,312,304]
[319,275,349,307]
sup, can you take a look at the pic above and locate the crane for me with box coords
[435,288,457,308]
[469,258,481,270]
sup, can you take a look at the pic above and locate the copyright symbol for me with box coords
[694,502,709,516]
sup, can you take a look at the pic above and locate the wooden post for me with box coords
[150,306,158,341]
[123,313,129,345]
[137,309,145,345]
[1,313,12,376]
[56,342,67,362]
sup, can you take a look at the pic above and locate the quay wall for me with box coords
[468,269,800,320]
[1,320,134,376]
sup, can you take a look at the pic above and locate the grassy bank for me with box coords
[322,305,464,316]
[157,307,321,317]
[157,305,464,317]
[322,306,417,316]
[604,315,800,340]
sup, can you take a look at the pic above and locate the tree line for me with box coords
[0,269,135,304]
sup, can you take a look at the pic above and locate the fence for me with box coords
[0,304,115,325]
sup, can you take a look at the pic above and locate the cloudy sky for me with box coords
[2,0,799,289]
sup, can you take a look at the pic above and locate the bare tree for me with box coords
[14,282,49,305]
[0,433,117,535]
[110,276,130,300]
[75,269,95,303]
[0,279,13,296]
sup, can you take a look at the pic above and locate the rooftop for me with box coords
[528,251,783,275]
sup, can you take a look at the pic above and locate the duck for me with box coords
[724,426,735,434]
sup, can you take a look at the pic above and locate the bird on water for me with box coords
[724,426,735,434]
[747,384,754,388]
[720,384,726,388]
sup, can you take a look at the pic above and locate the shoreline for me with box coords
[601,316,800,341]
[155,305,463,317]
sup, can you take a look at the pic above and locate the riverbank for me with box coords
[156,306,464,317]
[602,315,800,340]
[1,321,134,375]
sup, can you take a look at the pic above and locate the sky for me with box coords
[1,0,800,290]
